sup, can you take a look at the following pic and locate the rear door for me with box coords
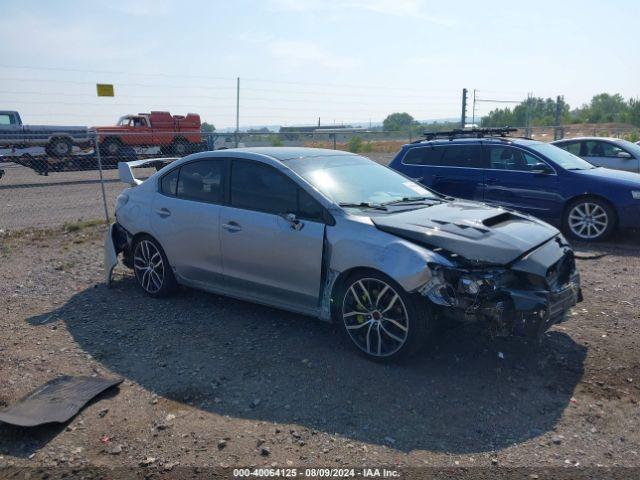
[400,143,484,200]
[151,158,226,283]
[482,145,562,222]
[219,160,326,312]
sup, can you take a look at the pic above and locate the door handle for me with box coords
[485,178,498,185]
[222,221,242,233]
[155,207,171,218]
[433,174,444,181]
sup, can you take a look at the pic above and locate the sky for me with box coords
[0,0,638,129]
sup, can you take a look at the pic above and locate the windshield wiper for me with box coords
[380,196,442,206]
[338,202,388,211]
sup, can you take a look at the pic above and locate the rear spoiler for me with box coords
[118,157,178,186]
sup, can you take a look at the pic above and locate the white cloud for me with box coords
[268,40,360,69]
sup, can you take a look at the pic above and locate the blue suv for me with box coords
[388,129,640,241]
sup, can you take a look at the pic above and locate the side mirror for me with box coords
[617,151,633,159]
[530,163,553,175]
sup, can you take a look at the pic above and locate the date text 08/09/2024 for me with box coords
[233,468,400,478]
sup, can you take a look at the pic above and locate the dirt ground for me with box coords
[0,223,639,477]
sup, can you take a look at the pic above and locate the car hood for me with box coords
[371,200,559,265]
[570,167,640,185]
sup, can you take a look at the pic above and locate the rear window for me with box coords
[402,146,443,165]
[178,160,225,203]
[439,145,483,168]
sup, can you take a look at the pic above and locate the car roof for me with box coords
[228,146,358,161]
[405,137,543,148]
[552,136,624,143]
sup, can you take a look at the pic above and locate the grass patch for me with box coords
[63,218,108,232]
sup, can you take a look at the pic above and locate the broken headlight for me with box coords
[420,264,514,307]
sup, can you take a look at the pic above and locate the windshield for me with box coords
[286,154,438,207]
[530,143,597,170]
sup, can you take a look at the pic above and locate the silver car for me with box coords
[552,137,640,173]
[105,147,582,361]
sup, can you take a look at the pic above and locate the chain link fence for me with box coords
[1,125,638,233]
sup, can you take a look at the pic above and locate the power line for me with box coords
[0,63,464,93]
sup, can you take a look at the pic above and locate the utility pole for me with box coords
[554,95,564,140]
[525,92,532,138]
[461,88,468,128]
[472,89,477,126]
[235,77,240,147]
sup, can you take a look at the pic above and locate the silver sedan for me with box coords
[105,147,582,361]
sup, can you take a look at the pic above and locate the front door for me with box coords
[151,158,226,283]
[482,145,562,223]
[581,140,640,173]
[219,160,325,311]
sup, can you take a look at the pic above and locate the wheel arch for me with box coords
[563,193,619,228]
[328,266,405,323]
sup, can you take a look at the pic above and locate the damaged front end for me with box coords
[419,236,582,338]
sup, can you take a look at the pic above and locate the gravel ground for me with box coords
[0,224,638,474]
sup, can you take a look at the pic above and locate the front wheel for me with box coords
[132,236,177,297]
[336,271,433,361]
[563,198,615,242]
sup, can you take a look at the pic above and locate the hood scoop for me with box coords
[371,200,559,265]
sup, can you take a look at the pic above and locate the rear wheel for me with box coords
[132,236,177,297]
[564,197,615,242]
[336,271,433,361]
[171,138,189,156]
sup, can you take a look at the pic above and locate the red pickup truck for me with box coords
[93,111,203,156]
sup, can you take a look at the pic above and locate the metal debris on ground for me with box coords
[0,375,123,427]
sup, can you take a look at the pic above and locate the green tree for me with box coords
[574,93,629,123]
[201,122,215,133]
[383,112,417,132]
[482,97,570,127]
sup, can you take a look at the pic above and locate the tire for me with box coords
[132,235,177,297]
[47,138,72,157]
[334,270,433,362]
[100,138,122,157]
[563,197,615,242]
[171,138,189,156]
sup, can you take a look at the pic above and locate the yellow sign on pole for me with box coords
[96,84,114,97]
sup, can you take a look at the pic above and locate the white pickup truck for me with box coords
[0,110,92,157]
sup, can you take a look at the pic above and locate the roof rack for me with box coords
[418,127,518,142]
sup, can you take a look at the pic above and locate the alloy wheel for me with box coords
[342,278,409,358]
[568,202,608,240]
[133,240,165,294]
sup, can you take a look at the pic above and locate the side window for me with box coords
[231,161,298,214]
[583,140,622,157]
[440,145,483,168]
[488,146,545,172]
[0,114,11,125]
[298,188,324,221]
[177,159,225,203]
[402,146,443,165]
[160,168,179,196]
[559,142,581,156]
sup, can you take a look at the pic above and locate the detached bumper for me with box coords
[104,223,118,287]
[104,222,130,287]
[483,274,582,337]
